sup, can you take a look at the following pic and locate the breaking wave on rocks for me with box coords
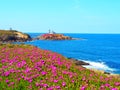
[81,60,116,73]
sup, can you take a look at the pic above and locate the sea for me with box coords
[19,33,120,74]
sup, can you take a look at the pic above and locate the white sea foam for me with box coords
[81,60,115,73]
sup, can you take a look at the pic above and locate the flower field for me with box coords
[0,44,120,90]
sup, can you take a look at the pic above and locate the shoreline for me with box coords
[68,57,120,76]
[1,42,119,76]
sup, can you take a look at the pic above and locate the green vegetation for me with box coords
[0,30,17,35]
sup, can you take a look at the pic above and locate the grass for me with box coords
[0,44,120,90]
[0,30,18,35]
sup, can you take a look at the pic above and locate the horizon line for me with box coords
[24,32,120,34]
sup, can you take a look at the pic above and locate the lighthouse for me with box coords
[48,29,56,34]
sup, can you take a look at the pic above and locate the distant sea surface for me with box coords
[21,33,120,74]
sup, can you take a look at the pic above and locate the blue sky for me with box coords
[0,0,120,33]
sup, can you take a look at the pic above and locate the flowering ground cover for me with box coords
[0,44,120,90]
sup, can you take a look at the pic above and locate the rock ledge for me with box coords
[0,30,31,43]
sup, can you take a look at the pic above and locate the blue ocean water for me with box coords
[23,33,120,74]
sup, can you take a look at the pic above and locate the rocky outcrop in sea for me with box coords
[35,33,79,40]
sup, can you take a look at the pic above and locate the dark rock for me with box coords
[75,61,90,65]
[68,58,90,66]
[104,72,111,75]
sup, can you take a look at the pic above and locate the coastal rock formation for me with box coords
[0,30,31,43]
[68,58,90,66]
[35,33,77,40]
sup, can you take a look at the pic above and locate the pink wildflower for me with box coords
[111,88,118,90]
[58,61,62,65]
[6,79,9,83]
[105,83,110,87]
[62,82,66,87]
[39,88,43,90]
[41,71,47,75]
[41,60,45,64]
[114,82,120,86]
[1,59,6,63]
[25,67,31,73]
[28,79,32,83]
[62,70,68,74]
[71,80,74,83]
[10,82,14,85]
[4,71,10,76]
[35,82,39,87]
[47,88,53,90]
[55,86,60,89]
[100,85,105,88]
[54,79,58,83]
[51,65,56,70]
[17,78,21,81]
[47,86,54,90]
[80,86,86,90]
[82,76,86,81]
[69,74,73,78]
[43,84,48,88]
[17,60,26,68]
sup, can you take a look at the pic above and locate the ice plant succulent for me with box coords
[0,44,120,90]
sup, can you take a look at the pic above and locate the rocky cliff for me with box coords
[0,30,31,43]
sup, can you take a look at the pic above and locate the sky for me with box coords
[0,0,120,33]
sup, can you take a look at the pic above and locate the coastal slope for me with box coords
[0,44,120,90]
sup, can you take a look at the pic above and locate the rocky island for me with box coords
[35,30,79,40]
[0,30,31,43]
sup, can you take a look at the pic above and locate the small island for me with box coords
[0,29,31,43]
[35,30,78,40]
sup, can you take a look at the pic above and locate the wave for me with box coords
[80,60,116,73]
